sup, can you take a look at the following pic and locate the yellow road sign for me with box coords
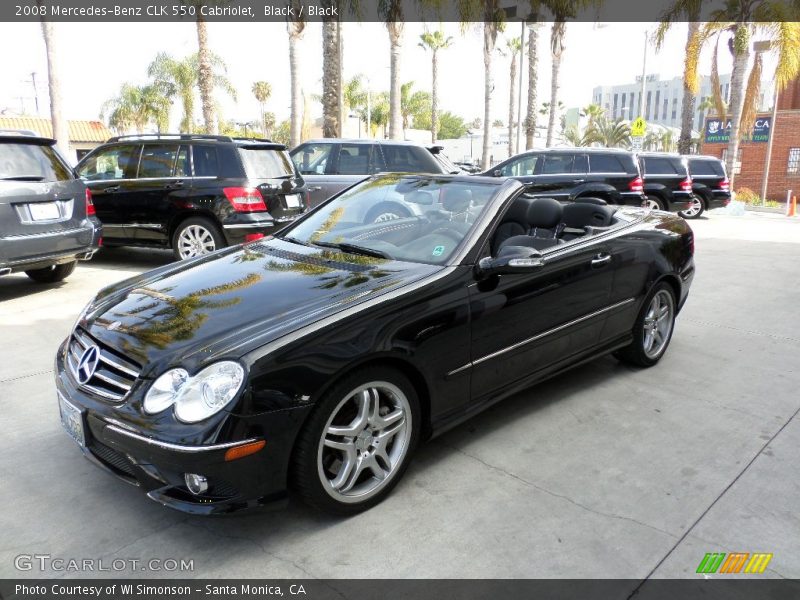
[631,117,646,137]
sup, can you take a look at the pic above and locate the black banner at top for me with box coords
[4,0,800,23]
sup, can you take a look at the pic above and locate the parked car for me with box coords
[483,147,647,207]
[455,160,482,174]
[637,152,694,213]
[289,138,447,208]
[75,134,308,260]
[681,155,732,219]
[56,173,694,515]
[0,131,101,283]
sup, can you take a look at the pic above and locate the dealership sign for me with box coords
[705,117,771,143]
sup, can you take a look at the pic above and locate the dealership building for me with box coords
[699,75,800,203]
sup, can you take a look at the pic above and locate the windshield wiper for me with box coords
[0,175,45,181]
[313,240,391,259]
[281,235,311,247]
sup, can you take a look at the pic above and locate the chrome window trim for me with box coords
[223,222,275,229]
[106,424,260,454]
[85,176,217,184]
[447,297,636,376]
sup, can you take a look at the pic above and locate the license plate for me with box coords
[284,194,301,208]
[59,394,86,448]
[29,202,60,221]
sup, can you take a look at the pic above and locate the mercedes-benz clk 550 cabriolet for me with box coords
[55,174,694,515]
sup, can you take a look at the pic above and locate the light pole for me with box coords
[639,30,648,119]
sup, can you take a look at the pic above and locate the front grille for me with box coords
[91,441,137,478]
[66,328,141,402]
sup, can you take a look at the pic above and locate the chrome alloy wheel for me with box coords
[373,211,402,222]
[177,225,217,259]
[646,198,662,210]
[679,196,703,218]
[317,381,412,503]
[643,290,674,359]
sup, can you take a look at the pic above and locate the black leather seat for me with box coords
[492,196,534,255]
[560,203,617,240]
[497,198,565,252]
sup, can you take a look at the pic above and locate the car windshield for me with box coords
[238,147,295,179]
[279,175,499,265]
[0,142,72,182]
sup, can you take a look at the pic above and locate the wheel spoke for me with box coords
[327,390,370,437]
[364,454,389,481]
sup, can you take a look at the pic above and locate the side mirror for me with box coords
[475,247,544,278]
[492,169,502,177]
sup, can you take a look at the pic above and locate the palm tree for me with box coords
[697,6,800,182]
[36,9,68,153]
[381,0,405,140]
[148,53,197,133]
[400,83,431,134]
[287,0,306,147]
[505,36,522,156]
[321,15,341,138]
[581,103,605,127]
[586,116,631,148]
[655,1,703,154]
[102,83,170,134]
[524,21,541,150]
[252,81,272,136]
[419,29,453,143]
[194,6,217,134]
[562,124,591,147]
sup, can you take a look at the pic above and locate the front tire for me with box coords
[679,195,705,219]
[615,283,676,367]
[25,260,76,283]
[172,217,226,261]
[291,366,420,515]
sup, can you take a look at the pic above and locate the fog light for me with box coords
[185,473,208,495]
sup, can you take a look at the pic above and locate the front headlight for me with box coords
[143,361,245,423]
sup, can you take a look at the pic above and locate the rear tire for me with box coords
[614,283,676,368]
[679,195,705,219]
[172,217,226,261]
[645,195,666,211]
[290,366,420,515]
[25,260,76,283]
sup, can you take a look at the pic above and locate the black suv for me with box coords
[637,153,694,213]
[483,147,646,207]
[290,139,447,207]
[1,131,101,283]
[681,155,731,219]
[76,134,307,260]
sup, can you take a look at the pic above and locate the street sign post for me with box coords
[631,117,646,152]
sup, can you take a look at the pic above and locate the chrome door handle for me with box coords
[572,179,585,184]
[308,186,322,192]
[591,253,612,267]
[101,185,120,193]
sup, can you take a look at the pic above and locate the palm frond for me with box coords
[710,33,728,118]
[740,50,762,133]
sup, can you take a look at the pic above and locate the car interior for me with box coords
[492,195,620,256]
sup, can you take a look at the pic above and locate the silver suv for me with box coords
[0,131,101,283]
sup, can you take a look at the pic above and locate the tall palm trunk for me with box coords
[725,23,751,187]
[431,48,439,143]
[525,23,539,150]
[546,21,565,148]
[322,19,341,138]
[180,90,194,133]
[39,19,69,154]
[508,49,518,157]
[288,19,304,147]
[195,14,217,134]
[388,22,404,140]
[678,21,700,154]
[482,22,498,171]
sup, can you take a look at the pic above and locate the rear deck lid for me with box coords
[237,144,307,219]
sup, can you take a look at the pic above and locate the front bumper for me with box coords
[54,340,311,515]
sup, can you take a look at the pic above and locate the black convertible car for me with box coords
[55,174,694,515]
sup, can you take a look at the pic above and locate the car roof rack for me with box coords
[106,133,236,143]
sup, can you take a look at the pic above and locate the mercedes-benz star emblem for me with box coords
[76,346,101,385]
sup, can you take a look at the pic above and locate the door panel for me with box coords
[467,241,617,400]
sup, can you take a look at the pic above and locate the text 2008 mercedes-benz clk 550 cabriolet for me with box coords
[55,173,694,515]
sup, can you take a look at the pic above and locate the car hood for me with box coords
[80,238,440,376]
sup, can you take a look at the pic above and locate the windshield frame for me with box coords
[276,174,516,266]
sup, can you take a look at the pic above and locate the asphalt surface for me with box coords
[1,211,798,580]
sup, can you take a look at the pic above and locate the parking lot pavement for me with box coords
[1,213,798,580]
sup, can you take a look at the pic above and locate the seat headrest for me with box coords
[526,198,563,229]
[406,190,434,205]
[562,202,616,229]
[501,196,534,225]
[440,187,473,213]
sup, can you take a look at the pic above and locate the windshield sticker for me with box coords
[432,245,445,257]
